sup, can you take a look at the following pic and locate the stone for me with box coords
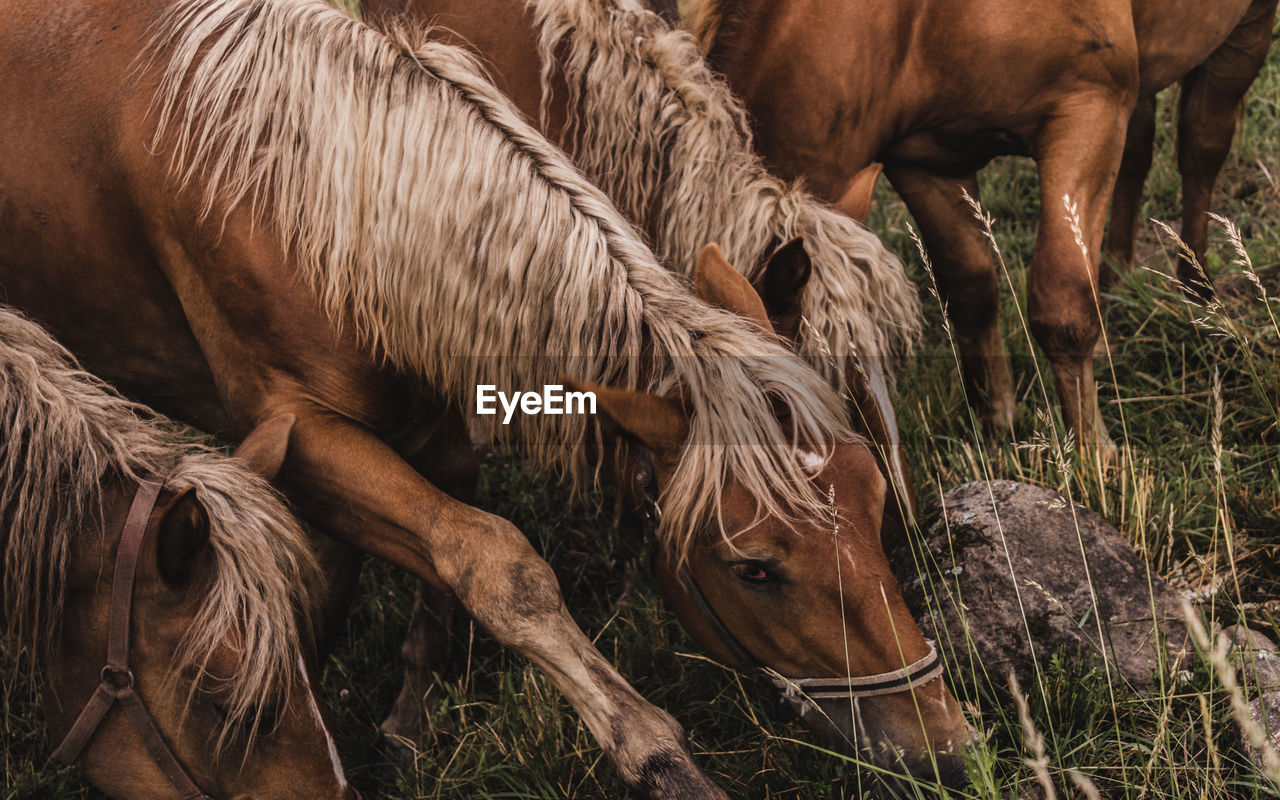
[1225,625,1280,777]
[895,480,1189,689]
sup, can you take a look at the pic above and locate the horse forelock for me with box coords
[0,309,321,750]
[526,0,923,393]
[145,0,859,560]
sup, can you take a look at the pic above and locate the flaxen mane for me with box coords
[148,0,853,557]
[0,308,321,742]
[525,0,922,393]
[684,0,732,55]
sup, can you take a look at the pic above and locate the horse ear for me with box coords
[693,243,771,330]
[232,413,298,481]
[754,237,812,335]
[834,162,882,222]
[155,487,212,588]
[562,377,689,454]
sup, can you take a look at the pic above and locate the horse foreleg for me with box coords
[1176,0,1279,298]
[1028,90,1133,452]
[379,584,455,760]
[277,406,728,800]
[1102,93,1157,283]
[844,358,916,551]
[884,165,1016,436]
[381,409,475,758]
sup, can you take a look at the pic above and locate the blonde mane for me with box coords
[0,308,321,741]
[526,0,922,394]
[148,0,853,557]
[684,0,730,53]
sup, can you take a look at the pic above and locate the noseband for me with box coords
[635,469,943,720]
[53,479,212,800]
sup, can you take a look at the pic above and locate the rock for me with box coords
[895,480,1189,689]
[1225,625,1280,776]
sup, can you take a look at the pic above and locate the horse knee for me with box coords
[445,516,567,644]
[1028,288,1102,360]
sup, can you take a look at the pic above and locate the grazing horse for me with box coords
[688,0,1279,448]
[356,0,930,753]
[0,0,969,792]
[0,308,353,799]
[361,0,923,523]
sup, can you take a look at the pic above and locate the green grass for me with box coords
[5,25,1280,800]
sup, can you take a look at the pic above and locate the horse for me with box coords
[354,4,932,742]
[0,307,355,799]
[361,0,924,524]
[687,0,1279,449]
[0,0,970,791]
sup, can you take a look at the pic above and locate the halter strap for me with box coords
[52,479,212,800]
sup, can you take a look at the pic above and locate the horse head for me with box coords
[573,246,973,786]
[45,422,356,800]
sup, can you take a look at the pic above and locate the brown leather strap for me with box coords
[51,682,116,764]
[117,685,208,800]
[106,479,162,671]
[52,479,211,800]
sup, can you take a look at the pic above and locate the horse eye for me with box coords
[208,698,230,724]
[209,698,277,732]
[730,561,773,584]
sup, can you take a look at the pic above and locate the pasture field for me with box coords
[4,23,1279,800]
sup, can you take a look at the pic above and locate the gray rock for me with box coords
[1225,625,1280,776]
[895,480,1189,689]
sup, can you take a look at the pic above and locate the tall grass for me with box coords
[3,22,1278,800]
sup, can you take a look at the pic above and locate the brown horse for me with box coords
[355,4,929,744]
[688,0,1278,448]
[0,0,969,793]
[0,307,354,799]
[361,0,923,523]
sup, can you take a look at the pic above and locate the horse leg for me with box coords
[1027,91,1134,451]
[1102,93,1157,283]
[845,359,916,552]
[381,411,477,758]
[276,405,727,800]
[379,584,455,759]
[313,536,366,659]
[884,165,1016,436]
[1176,0,1279,298]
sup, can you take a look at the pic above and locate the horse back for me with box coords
[0,0,415,441]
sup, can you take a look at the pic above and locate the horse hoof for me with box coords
[379,730,420,766]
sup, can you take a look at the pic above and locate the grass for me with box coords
[4,23,1280,800]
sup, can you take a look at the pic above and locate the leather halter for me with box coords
[52,479,212,800]
[636,467,944,718]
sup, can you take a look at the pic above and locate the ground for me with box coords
[3,19,1278,800]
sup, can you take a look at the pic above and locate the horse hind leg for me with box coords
[1176,0,1279,299]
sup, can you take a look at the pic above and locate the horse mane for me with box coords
[526,0,922,394]
[684,0,731,53]
[147,0,853,558]
[0,308,321,745]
